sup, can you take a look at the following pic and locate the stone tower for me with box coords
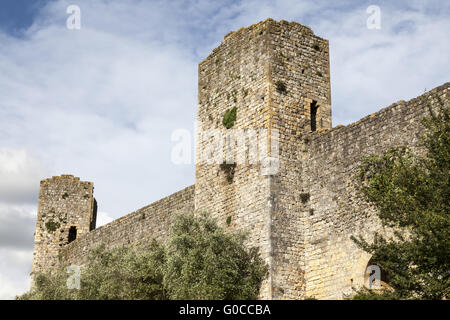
[31,175,97,276]
[195,19,331,299]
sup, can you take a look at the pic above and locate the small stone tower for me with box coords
[195,19,331,298]
[31,175,97,276]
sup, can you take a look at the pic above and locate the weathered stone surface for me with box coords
[31,19,449,300]
[32,175,96,275]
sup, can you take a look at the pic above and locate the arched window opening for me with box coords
[364,258,392,290]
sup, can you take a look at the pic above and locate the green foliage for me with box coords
[226,216,232,226]
[18,240,166,300]
[79,241,166,300]
[45,219,60,233]
[18,213,268,300]
[275,80,286,93]
[17,270,73,300]
[164,212,268,299]
[351,287,398,300]
[352,97,450,300]
[222,107,237,129]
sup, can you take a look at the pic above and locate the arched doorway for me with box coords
[364,258,392,291]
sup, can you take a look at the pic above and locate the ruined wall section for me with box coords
[299,83,448,299]
[267,21,331,299]
[32,175,96,275]
[60,185,194,265]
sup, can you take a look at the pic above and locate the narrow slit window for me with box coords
[68,226,77,243]
[310,101,318,132]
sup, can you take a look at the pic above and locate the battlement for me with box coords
[40,174,92,187]
[203,19,320,64]
[223,19,316,39]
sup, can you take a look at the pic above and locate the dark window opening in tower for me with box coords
[90,199,98,231]
[68,226,77,243]
[310,101,318,132]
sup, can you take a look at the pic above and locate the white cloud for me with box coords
[315,3,450,125]
[96,211,114,227]
[0,0,448,300]
[0,148,40,300]
[0,273,28,300]
[0,203,36,249]
[0,149,47,203]
[0,0,199,217]
[0,248,33,300]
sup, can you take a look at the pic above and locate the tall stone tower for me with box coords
[195,19,331,299]
[31,175,97,276]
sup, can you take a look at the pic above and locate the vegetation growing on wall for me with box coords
[45,219,61,233]
[352,98,449,300]
[222,107,237,129]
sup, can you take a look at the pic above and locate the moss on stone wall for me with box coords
[45,219,60,233]
[222,107,237,129]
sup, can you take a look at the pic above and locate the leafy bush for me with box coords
[165,212,268,299]
[19,212,268,300]
[352,96,449,300]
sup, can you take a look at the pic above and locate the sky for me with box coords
[0,0,448,299]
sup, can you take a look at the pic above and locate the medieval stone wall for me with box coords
[31,18,448,300]
[297,83,448,299]
[59,185,194,265]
